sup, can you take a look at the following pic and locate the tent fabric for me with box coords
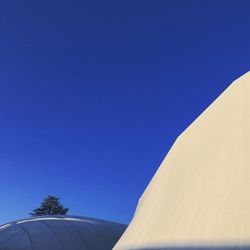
[114,72,250,250]
[0,215,126,250]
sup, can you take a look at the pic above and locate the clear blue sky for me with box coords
[0,1,250,225]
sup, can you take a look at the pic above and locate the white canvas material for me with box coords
[114,72,250,250]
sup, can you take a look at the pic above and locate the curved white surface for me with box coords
[114,72,250,250]
[0,215,126,250]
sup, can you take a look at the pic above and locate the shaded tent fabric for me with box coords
[0,215,126,250]
[114,72,250,250]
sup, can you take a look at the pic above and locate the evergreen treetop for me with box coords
[30,195,69,216]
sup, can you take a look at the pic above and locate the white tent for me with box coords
[114,72,250,250]
[0,215,126,250]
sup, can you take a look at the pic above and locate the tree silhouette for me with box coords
[30,195,69,216]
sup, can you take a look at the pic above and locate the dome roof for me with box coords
[0,215,126,250]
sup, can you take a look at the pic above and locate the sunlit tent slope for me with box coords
[0,215,126,250]
[114,72,250,250]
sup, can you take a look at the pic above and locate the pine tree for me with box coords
[30,195,69,216]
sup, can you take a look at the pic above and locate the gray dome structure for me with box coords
[0,215,126,250]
